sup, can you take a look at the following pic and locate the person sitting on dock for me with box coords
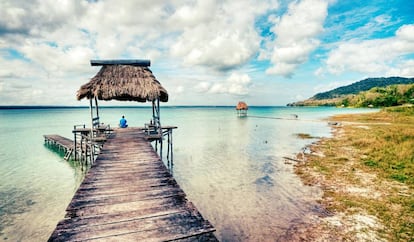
[119,115,128,128]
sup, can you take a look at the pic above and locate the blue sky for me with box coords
[0,0,413,106]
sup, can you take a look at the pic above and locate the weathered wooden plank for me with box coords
[87,165,167,175]
[75,185,176,199]
[85,168,172,179]
[94,153,159,161]
[70,186,184,205]
[88,160,166,170]
[66,194,188,217]
[67,188,185,211]
[109,225,216,242]
[56,208,187,230]
[80,171,173,186]
[51,210,213,241]
[77,177,176,192]
[81,171,174,182]
[78,176,175,190]
[74,180,179,196]
[86,165,170,176]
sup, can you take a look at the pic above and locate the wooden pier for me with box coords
[48,128,216,241]
[44,134,75,160]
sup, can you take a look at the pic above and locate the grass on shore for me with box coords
[295,106,414,241]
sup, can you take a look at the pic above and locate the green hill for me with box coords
[313,77,414,100]
[288,77,414,108]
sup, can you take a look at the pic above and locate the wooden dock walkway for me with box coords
[44,134,74,149]
[48,128,216,241]
[44,134,75,160]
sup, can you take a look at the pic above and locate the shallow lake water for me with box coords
[0,106,376,241]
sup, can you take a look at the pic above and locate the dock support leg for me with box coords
[74,130,77,161]
[170,130,173,167]
[160,138,163,161]
[167,131,170,167]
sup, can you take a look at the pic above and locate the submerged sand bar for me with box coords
[49,127,216,241]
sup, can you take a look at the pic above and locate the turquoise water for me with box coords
[0,106,377,241]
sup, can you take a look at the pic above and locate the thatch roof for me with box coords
[77,64,168,102]
[236,101,248,110]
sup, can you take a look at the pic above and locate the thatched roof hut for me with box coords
[236,101,248,110]
[236,101,248,117]
[77,62,168,102]
[77,59,168,133]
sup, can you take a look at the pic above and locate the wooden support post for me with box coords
[95,97,99,118]
[160,137,163,160]
[73,126,77,161]
[89,98,95,163]
[157,99,160,125]
[170,129,174,166]
[167,130,170,166]
[152,100,156,125]
[81,136,84,164]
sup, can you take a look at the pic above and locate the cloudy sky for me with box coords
[1,0,413,106]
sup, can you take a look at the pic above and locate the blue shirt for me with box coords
[119,118,127,128]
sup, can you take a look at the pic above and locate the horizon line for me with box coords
[0,105,291,110]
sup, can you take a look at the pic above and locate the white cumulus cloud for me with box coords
[265,0,328,77]
[198,72,252,96]
[324,24,414,75]
[386,59,414,77]
[170,0,278,71]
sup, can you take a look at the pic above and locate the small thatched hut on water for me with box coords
[236,101,248,117]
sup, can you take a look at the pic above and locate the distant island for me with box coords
[288,77,414,108]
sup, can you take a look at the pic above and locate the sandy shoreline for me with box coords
[282,127,385,241]
[282,109,414,241]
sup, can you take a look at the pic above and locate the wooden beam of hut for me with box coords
[90,59,151,67]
